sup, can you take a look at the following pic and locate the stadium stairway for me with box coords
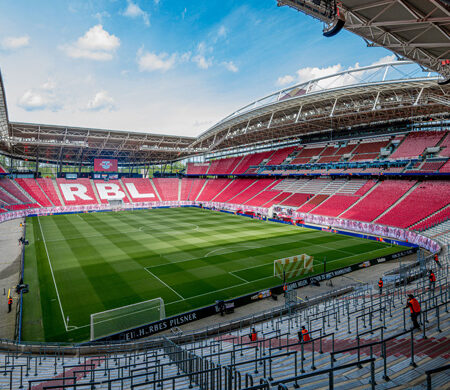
[51,178,65,206]
[90,179,102,204]
[0,252,444,389]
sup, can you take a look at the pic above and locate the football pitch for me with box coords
[22,207,408,342]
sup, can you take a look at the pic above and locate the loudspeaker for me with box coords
[323,16,345,37]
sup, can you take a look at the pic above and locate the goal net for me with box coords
[109,199,124,211]
[90,297,165,341]
[274,254,314,280]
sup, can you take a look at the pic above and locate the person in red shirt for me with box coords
[298,326,310,342]
[429,270,436,290]
[406,294,421,330]
[7,296,12,313]
[249,328,257,342]
[434,254,441,269]
[378,278,383,295]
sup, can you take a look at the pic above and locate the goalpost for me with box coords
[274,254,314,280]
[90,297,165,341]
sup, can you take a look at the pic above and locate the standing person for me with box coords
[298,326,310,342]
[434,254,442,269]
[7,295,12,313]
[406,294,421,330]
[378,278,383,295]
[429,270,436,290]
[249,328,257,342]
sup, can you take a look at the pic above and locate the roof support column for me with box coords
[414,87,424,106]
[295,106,303,123]
[330,98,338,117]
[267,112,275,129]
[372,92,381,110]
[35,149,39,178]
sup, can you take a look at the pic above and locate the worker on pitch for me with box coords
[298,326,310,343]
[7,295,12,313]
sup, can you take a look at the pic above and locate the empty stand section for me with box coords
[390,131,444,159]
[354,180,377,196]
[232,151,273,174]
[208,156,242,175]
[280,193,311,207]
[439,159,450,173]
[229,179,276,204]
[38,178,62,206]
[57,178,99,205]
[377,181,450,228]
[180,178,193,201]
[419,161,446,173]
[16,178,53,207]
[94,180,130,203]
[122,178,158,202]
[186,162,210,175]
[291,145,324,164]
[0,177,32,203]
[312,195,359,217]
[317,145,341,163]
[244,190,282,207]
[188,178,206,200]
[266,146,296,165]
[213,179,255,202]
[263,192,291,207]
[297,194,328,212]
[438,132,450,157]
[0,189,19,205]
[341,180,416,222]
[196,179,231,201]
[411,206,450,231]
[152,178,179,201]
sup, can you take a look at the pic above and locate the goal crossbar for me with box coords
[274,254,314,280]
[90,297,165,341]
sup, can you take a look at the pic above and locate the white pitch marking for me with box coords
[144,268,185,300]
[204,244,260,258]
[37,216,71,331]
[229,271,249,283]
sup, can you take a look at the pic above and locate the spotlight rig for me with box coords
[277,0,345,37]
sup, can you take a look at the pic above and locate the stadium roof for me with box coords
[0,62,449,165]
[277,0,450,79]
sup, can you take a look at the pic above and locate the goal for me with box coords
[274,254,314,280]
[90,297,165,341]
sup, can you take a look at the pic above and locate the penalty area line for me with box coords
[144,268,185,300]
[37,216,70,332]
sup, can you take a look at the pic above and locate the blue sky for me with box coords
[0,0,396,136]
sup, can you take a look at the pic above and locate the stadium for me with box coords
[0,0,449,388]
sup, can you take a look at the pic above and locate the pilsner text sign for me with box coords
[94,158,118,172]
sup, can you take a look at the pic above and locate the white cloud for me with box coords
[218,25,227,38]
[370,54,396,66]
[295,64,343,83]
[192,42,213,70]
[18,81,61,112]
[94,11,110,23]
[276,75,294,86]
[87,91,115,111]
[193,55,212,70]
[137,48,177,72]
[277,56,400,89]
[222,61,238,73]
[1,35,30,50]
[154,0,160,5]
[18,90,49,111]
[61,25,120,61]
[123,1,150,26]
[181,8,187,19]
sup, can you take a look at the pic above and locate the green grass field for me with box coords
[22,207,408,342]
